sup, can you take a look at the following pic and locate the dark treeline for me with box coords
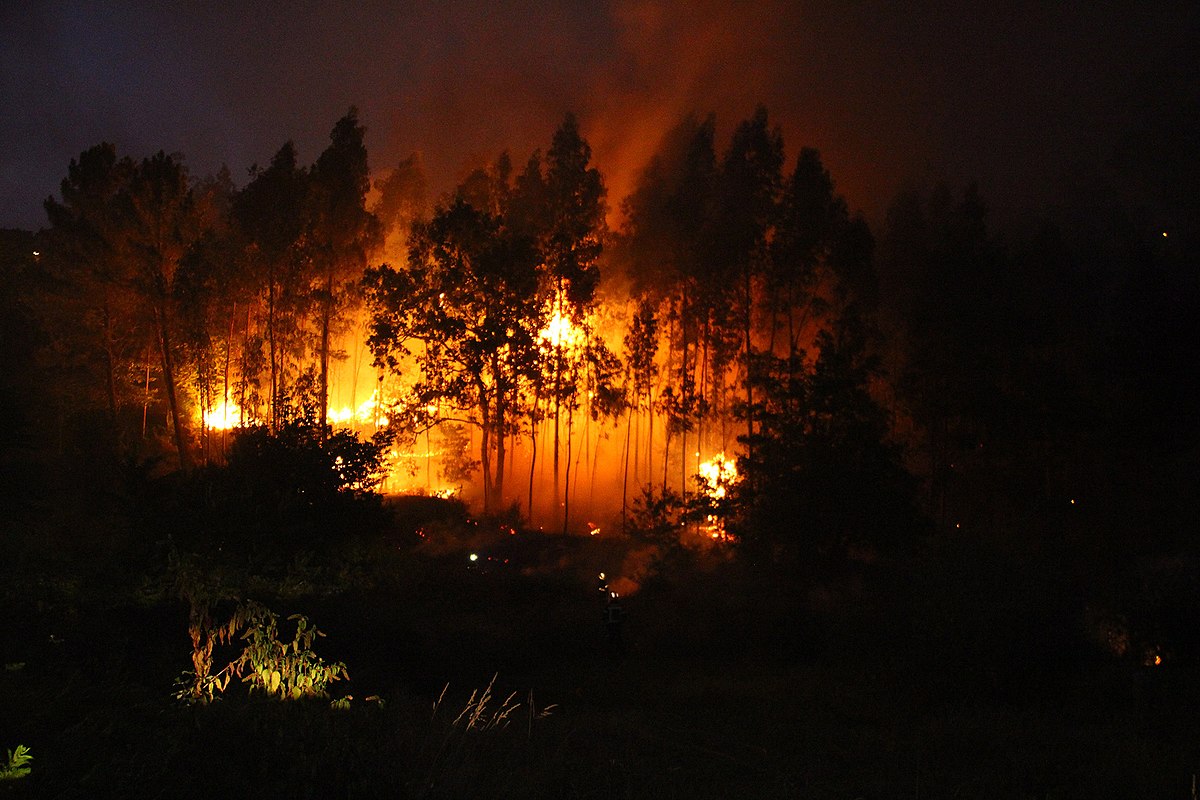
[2,103,1198,632]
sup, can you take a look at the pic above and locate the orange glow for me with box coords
[328,391,390,427]
[697,452,737,500]
[697,451,738,539]
[203,390,388,432]
[203,400,258,431]
[539,306,583,351]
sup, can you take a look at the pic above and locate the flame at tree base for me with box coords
[697,452,738,540]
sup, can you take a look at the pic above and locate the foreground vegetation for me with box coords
[2,461,1197,800]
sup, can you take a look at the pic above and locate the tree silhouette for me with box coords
[365,195,542,512]
[232,142,309,429]
[123,151,203,469]
[308,108,381,431]
[43,143,138,440]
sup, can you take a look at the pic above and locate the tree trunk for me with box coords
[154,302,190,470]
[142,345,151,438]
[267,263,278,431]
[527,400,539,522]
[552,345,562,516]
[100,290,119,426]
[318,267,333,432]
[743,264,754,461]
[562,404,574,534]
[238,304,252,426]
[494,379,506,510]
[621,401,633,530]
[221,303,235,456]
[479,378,493,513]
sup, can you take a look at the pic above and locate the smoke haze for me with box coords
[3,2,1195,230]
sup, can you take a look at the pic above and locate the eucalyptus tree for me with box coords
[308,108,381,430]
[175,167,241,458]
[373,152,428,264]
[232,142,310,428]
[770,147,843,360]
[715,107,785,456]
[123,151,202,469]
[620,296,659,523]
[512,115,608,523]
[618,114,721,494]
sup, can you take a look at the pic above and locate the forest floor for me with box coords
[1,492,1197,799]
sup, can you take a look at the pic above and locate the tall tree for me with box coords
[879,183,1009,526]
[543,113,605,310]
[233,141,310,429]
[309,108,381,430]
[364,195,543,512]
[621,297,659,525]
[771,147,843,358]
[175,166,241,460]
[373,151,428,264]
[538,114,607,524]
[618,115,719,495]
[43,143,138,438]
[716,106,784,456]
[123,151,201,469]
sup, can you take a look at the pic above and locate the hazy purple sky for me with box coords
[2,1,1194,230]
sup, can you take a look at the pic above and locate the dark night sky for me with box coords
[1,1,1195,231]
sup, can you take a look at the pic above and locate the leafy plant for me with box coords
[236,605,348,700]
[0,744,32,781]
[171,553,245,704]
[174,600,347,704]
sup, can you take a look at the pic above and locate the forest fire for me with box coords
[327,393,390,427]
[540,306,584,351]
[33,106,894,541]
[203,400,256,432]
[201,391,387,432]
[4,5,1197,796]
[696,452,738,539]
[697,452,737,501]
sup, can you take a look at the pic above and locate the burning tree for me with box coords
[307,109,381,432]
[523,114,610,526]
[364,115,613,523]
[365,192,544,513]
[31,103,914,551]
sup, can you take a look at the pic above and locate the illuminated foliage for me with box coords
[0,745,31,781]
[365,193,543,512]
[174,600,347,705]
[221,397,394,511]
